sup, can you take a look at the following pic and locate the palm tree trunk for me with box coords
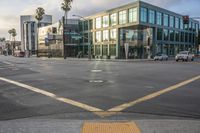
[64,11,68,59]
[36,21,40,57]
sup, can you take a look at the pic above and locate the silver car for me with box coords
[154,53,168,61]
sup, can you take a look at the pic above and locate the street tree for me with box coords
[35,7,45,56]
[61,0,73,58]
[11,28,17,55]
[8,29,12,41]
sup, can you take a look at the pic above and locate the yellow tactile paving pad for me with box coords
[81,122,141,133]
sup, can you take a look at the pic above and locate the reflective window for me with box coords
[184,24,189,30]
[149,10,155,24]
[169,30,174,41]
[175,31,179,42]
[189,21,192,30]
[95,17,101,29]
[102,45,108,55]
[192,23,195,31]
[109,44,116,56]
[110,13,117,26]
[164,14,169,26]
[140,7,147,22]
[156,12,162,25]
[110,29,117,41]
[164,29,169,41]
[157,28,162,40]
[95,45,101,55]
[103,30,109,41]
[189,33,192,42]
[180,19,183,30]
[95,31,101,42]
[103,16,109,27]
[185,33,188,42]
[196,23,199,35]
[170,16,174,28]
[129,7,137,23]
[181,32,184,42]
[175,17,180,29]
[119,10,127,24]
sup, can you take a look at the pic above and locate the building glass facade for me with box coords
[78,1,199,59]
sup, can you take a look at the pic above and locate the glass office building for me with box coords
[80,1,199,59]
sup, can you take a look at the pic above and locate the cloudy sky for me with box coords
[0,0,200,40]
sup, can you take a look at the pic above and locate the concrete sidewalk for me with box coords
[0,119,199,133]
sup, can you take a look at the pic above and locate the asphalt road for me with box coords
[0,55,200,133]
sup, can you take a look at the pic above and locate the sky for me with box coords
[0,0,200,41]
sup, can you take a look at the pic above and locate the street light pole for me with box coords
[72,14,92,60]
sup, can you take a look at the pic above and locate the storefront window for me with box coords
[103,30,109,41]
[109,44,116,56]
[169,30,174,41]
[103,16,109,27]
[110,13,117,26]
[149,9,155,24]
[181,32,184,42]
[102,45,108,55]
[156,12,162,25]
[95,45,101,55]
[95,17,101,29]
[185,33,188,42]
[140,7,147,22]
[157,28,163,40]
[95,31,101,42]
[129,7,137,23]
[119,10,127,24]
[164,29,169,41]
[163,14,169,26]
[175,31,179,42]
[110,29,117,41]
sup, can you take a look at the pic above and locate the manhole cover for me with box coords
[82,122,141,133]
[89,80,104,83]
[91,70,102,72]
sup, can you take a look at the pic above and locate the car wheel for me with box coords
[176,59,178,62]
[191,58,194,61]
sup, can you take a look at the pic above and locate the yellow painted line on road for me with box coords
[0,77,104,114]
[108,75,200,112]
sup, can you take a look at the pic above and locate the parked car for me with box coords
[175,51,194,62]
[154,53,168,61]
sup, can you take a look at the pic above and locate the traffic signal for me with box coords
[183,16,189,24]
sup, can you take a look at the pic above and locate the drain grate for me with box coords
[82,122,141,133]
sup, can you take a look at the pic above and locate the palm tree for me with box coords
[35,7,45,57]
[61,0,73,58]
[8,29,12,41]
[11,28,17,55]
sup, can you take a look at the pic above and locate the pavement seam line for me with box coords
[108,75,200,112]
[0,77,104,113]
